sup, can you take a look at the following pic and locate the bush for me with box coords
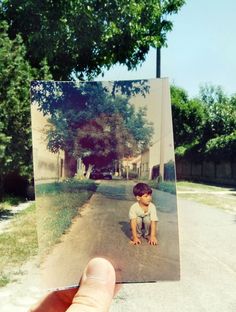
[36,179,97,195]
[3,172,29,197]
[204,131,236,160]
[149,180,176,195]
[164,161,176,181]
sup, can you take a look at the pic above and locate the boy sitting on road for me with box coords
[129,182,158,245]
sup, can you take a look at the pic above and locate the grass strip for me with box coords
[36,179,97,195]
[0,196,26,212]
[176,181,236,212]
[37,190,94,255]
[176,181,230,192]
[0,203,38,287]
[36,180,97,256]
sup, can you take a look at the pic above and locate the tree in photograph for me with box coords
[75,113,139,177]
[31,81,153,177]
[1,0,185,80]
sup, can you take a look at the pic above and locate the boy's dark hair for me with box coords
[133,183,152,197]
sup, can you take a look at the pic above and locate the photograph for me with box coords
[30,78,180,289]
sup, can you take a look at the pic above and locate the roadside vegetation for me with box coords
[172,85,236,164]
[177,181,236,212]
[149,180,176,195]
[36,179,97,257]
[177,181,229,192]
[0,196,26,210]
[0,179,97,287]
[0,203,37,287]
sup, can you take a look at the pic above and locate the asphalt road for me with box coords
[40,180,180,288]
[1,182,236,312]
[110,197,236,312]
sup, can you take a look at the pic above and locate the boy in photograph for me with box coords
[129,182,158,245]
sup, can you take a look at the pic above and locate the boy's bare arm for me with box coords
[130,219,141,245]
[148,221,158,245]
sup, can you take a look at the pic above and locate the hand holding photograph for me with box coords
[30,78,180,289]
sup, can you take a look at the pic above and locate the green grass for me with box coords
[36,179,97,195]
[176,181,231,192]
[0,203,38,287]
[36,180,97,256]
[176,181,236,212]
[0,196,26,211]
[0,179,97,287]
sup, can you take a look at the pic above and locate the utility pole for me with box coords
[156,0,161,78]
[156,45,164,181]
[157,0,164,181]
[156,47,161,78]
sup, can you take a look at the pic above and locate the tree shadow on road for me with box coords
[119,221,131,239]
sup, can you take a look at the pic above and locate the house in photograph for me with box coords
[122,154,141,178]
[130,78,175,181]
[31,105,66,183]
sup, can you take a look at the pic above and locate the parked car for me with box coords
[101,169,113,180]
[90,168,112,180]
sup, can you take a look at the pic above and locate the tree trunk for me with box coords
[64,151,77,178]
[126,160,129,180]
[0,174,4,201]
[86,164,94,179]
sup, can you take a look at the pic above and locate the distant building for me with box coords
[31,105,65,184]
[131,79,175,181]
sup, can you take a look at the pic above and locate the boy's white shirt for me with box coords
[129,202,158,221]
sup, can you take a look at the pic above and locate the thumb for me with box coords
[66,258,116,312]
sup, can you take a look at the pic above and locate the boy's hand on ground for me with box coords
[148,236,158,245]
[130,237,141,245]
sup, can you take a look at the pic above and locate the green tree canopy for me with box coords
[200,85,236,138]
[199,85,236,160]
[31,80,154,170]
[0,21,51,196]
[171,85,206,149]
[1,0,185,80]
[0,21,34,180]
[171,84,236,161]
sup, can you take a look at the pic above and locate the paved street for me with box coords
[0,182,236,312]
[110,197,236,312]
[40,180,180,288]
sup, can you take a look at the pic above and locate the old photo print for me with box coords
[31,78,180,289]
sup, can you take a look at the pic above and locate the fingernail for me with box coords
[84,258,110,283]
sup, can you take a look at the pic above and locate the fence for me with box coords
[176,159,236,186]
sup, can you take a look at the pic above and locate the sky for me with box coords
[96,0,236,98]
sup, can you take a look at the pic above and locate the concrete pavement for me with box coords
[110,197,236,312]
[1,183,236,311]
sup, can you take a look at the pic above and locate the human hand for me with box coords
[130,237,141,245]
[30,257,116,312]
[148,236,158,245]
